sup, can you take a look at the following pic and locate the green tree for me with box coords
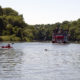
[3,8,18,16]
[0,6,3,16]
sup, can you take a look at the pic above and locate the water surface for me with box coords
[0,42,80,80]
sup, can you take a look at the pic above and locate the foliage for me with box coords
[0,6,80,42]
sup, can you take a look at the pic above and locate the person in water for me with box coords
[1,44,11,48]
[7,44,11,47]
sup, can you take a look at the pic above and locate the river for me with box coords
[0,42,80,80]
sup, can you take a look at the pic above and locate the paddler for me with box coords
[7,44,11,48]
[1,43,12,48]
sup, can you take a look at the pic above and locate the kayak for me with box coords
[0,43,13,50]
[1,46,12,48]
[0,46,12,50]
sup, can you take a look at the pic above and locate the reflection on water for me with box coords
[0,48,23,80]
[0,43,80,80]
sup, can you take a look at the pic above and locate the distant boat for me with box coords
[52,27,69,43]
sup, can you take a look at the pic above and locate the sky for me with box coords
[0,0,80,25]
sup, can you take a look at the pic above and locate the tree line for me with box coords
[0,6,80,42]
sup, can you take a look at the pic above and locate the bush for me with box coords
[0,36,11,41]
[24,37,31,42]
[10,35,21,41]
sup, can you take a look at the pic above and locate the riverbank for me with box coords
[0,36,80,43]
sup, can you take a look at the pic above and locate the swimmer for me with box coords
[44,49,48,51]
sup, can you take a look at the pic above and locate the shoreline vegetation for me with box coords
[0,6,80,42]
